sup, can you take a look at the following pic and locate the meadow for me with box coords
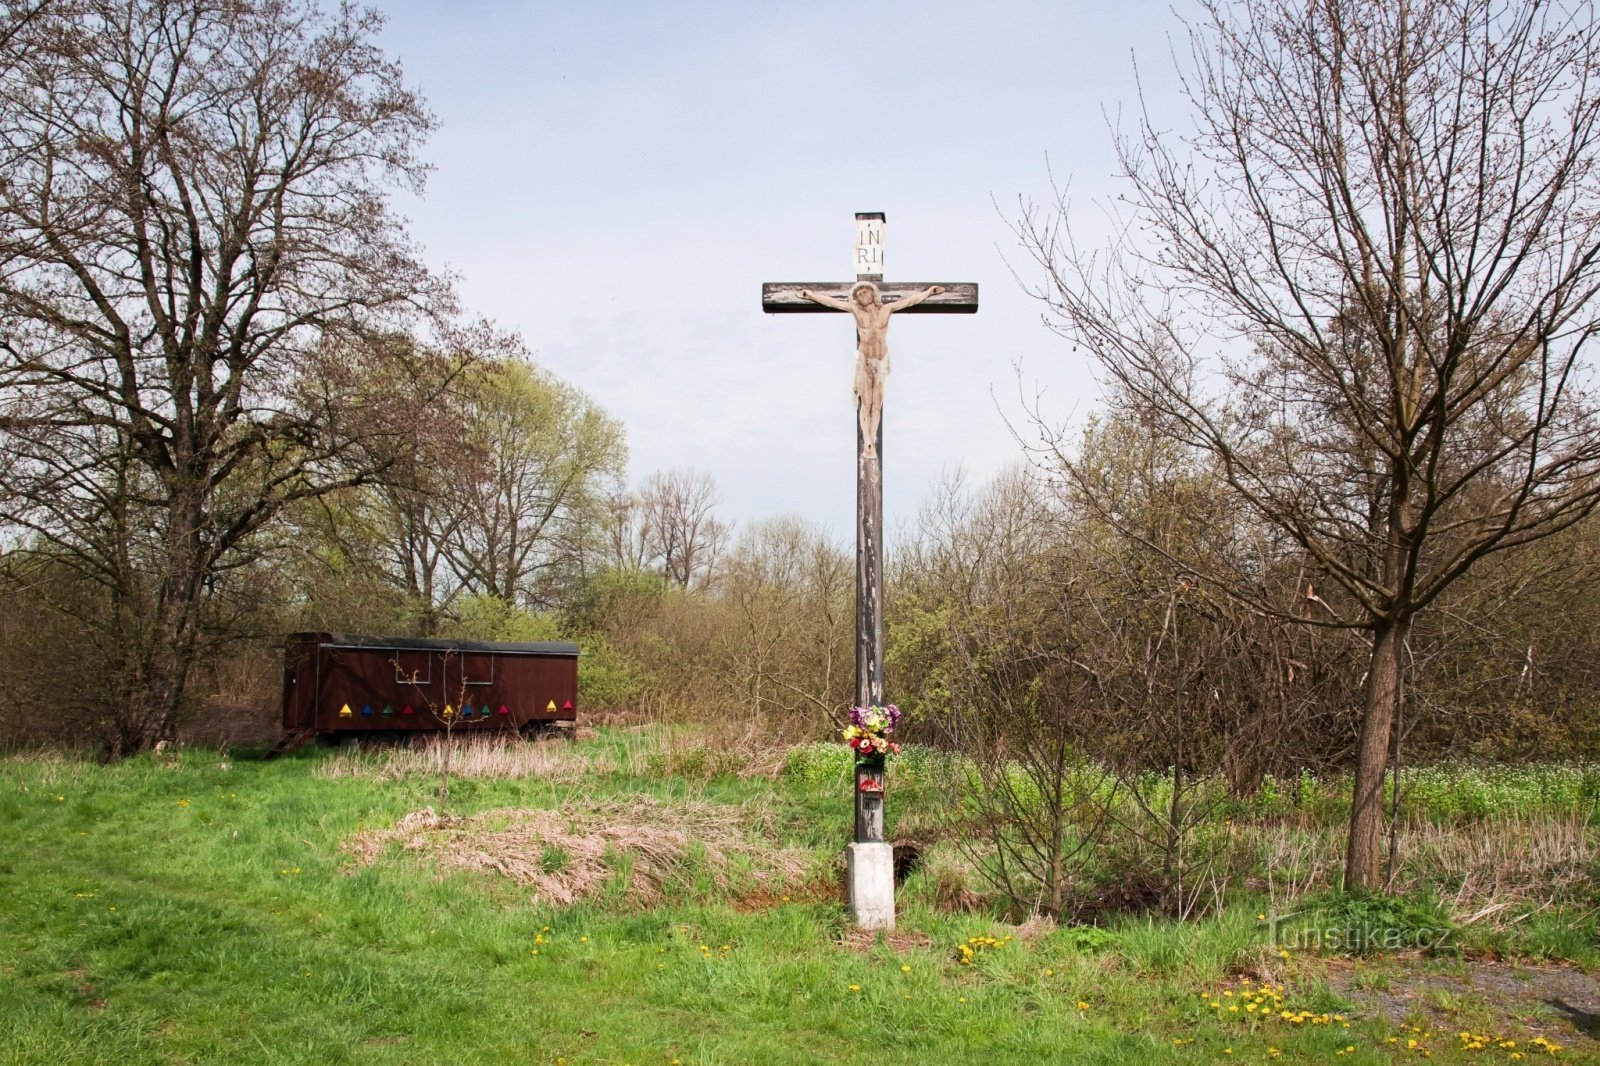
[2,728,1596,1064]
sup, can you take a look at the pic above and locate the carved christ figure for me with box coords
[797,282,946,458]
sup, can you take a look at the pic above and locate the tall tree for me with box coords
[0,0,453,753]
[445,358,626,609]
[1018,0,1600,887]
[638,467,728,591]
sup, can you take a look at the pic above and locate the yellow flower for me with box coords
[849,984,861,992]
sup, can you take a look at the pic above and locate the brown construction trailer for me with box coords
[268,632,579,757]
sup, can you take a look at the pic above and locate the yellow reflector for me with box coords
[546,700,556,712]
[338,703,353,717]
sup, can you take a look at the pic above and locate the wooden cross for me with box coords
[762,212,977,845]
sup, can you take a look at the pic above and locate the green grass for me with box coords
[0,738,1594,1064]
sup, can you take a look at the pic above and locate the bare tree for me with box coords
[0,1,55,58]
[602,490,654,573]
[0,0,455,753]
[638,467,729,591]
[1017,0,1600,888]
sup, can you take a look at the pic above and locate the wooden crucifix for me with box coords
[762,212,978,851]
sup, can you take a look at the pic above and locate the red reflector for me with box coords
[562,700,573,710]
[497,704,509,715]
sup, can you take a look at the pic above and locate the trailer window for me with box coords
[394,650,431,686]
[461,653,494,686]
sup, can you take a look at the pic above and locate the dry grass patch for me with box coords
[1249,813,1598,923]
[836,927,936,953]
[315,736,602,783]
[343,795,813,907]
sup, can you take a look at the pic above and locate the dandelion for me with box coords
[849,984,861,992]
[901,964,910,973]
[176,798,190,808]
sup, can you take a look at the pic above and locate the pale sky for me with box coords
[370,0,1185,539]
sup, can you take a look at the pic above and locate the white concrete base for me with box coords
[846,842,895,931]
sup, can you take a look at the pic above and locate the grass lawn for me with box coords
[0,731,1594,1064]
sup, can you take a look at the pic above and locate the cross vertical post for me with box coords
[853,213,887,849]
[762,212,977,929]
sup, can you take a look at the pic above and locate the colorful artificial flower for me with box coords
[841,704,903,758]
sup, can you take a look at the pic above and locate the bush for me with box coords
[1286,890,1458,956]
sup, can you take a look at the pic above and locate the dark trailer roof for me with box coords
[292,632,580,657]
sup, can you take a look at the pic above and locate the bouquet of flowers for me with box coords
[842,703,903,760]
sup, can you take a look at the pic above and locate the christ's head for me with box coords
[852,283,878,308]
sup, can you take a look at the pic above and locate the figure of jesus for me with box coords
[797,282,945,458]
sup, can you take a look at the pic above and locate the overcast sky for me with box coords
[368,0,1185,540]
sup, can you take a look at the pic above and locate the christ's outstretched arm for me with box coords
[883,285,945,314]
[798,289,855,312]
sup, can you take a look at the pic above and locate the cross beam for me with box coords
[761,281,979,314]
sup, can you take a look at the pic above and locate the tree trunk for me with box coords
[110,488,207,756]
[1344,615,1407,890]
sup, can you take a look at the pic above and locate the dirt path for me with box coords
[1332,958,1600,1053]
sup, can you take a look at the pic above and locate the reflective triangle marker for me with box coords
[338,703,353,718]
[546,700,557,713]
